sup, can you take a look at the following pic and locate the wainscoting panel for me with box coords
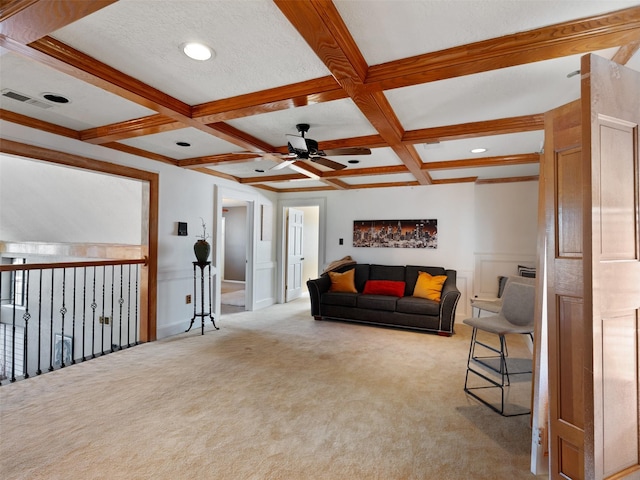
[473,253,537,298]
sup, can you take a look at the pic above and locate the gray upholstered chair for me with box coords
[470,275,536,317]
[463,281,535,416]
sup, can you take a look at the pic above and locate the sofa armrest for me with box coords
[307,275,331,317]
[439,270,461,333]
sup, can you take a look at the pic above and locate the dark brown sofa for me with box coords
[306,264,461,336]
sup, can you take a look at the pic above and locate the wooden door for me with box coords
[545,98,585,479]
[582,54,640,479]
[546,54,640,479]
[286,208,304,302]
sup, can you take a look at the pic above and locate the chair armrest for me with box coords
[306,275,331,317]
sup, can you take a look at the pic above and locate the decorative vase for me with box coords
[193,239,211,264]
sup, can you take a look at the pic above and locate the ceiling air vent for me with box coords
[1,89,54,109]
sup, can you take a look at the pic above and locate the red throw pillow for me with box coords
[363,280,405,297]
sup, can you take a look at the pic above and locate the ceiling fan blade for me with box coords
[285,134,308,152]
[310,156,347,170]
[270,159,296,170]
[321,147,371,156]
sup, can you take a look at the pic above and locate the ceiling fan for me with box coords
[270,123,371,171]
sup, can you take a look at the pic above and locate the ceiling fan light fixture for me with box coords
[470,148,487,153]
[182,42,213,61]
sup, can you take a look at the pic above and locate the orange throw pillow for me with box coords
[412,271,447,301]
[328,269,357,293]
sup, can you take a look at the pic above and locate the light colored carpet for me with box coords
[0,299,537,480]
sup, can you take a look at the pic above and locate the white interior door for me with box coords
[286,208,304,302]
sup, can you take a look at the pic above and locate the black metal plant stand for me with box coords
[186,261,218,334]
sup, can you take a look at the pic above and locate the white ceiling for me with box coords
[1,0,639,191]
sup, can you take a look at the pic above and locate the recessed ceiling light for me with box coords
[41,92,70,104]
[176,141,191,147]
[470,148,487,154]
[182,42,213,61]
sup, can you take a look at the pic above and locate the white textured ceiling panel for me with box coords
[335,0,640,66]
[118,128,241,159]
[211,159,279,177]
[387,49,617,131]
[226,98,377,147]
[418,131,544,163]
[0,53,155,130]
[51,0,331,105]
[429,163,540,181]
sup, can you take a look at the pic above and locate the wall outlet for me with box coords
[186,294,192,304]
[99,316,110,325]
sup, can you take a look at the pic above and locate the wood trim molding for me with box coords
[365,6,640,91]
[423,153,540,171]
[404,114,545,144]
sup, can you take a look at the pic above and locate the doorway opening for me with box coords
[221,198,248,314]
[285,205,320,302]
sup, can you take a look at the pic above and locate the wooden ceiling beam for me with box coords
[423,153,540,171]
[365,6,640,91]
[0,109,79,139]
[178,153,261,169]
[432,177,478,185]
[0,0,116,44]
[321,165,409,179]
[275,0,433,185]
[404,114,545,144]
[342,180,421,190]
[476,175,539,184]
[80,114,182,144]
[101,142,178,166]
[239,173,309,184]
[192,76,347,123]
[613,39,640,65]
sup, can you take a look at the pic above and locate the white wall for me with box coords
[0,156,142,244]
[280,180,539,317]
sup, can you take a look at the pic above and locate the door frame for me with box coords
[214,185,255,314]
[277,197,326,304]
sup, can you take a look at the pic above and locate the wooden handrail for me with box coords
[0,258,147,272]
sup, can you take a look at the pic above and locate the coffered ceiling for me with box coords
[1,0,639,192]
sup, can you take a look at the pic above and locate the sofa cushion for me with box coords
[404,265,446,295]
[321,291,358,308]
[413,271,447,301]
[357,294,398,312]
[328,269,357,293]
[363,280,405,297]
[396,296,440,316]
[369,264,406,282]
